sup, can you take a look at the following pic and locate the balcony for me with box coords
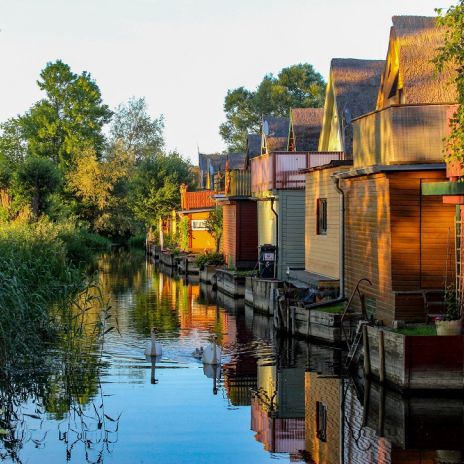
[225,170,251,197]
[250,151,344,194]
[353,104,458,168]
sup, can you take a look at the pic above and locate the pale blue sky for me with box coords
[0,0,456,161]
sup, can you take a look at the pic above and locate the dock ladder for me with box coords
[341,278,373,368]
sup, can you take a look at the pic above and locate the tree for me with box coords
[110,97,164,162]
[205,206,223,253]
[219,63,326,151]
[129,151,194,226]
[18,60,112,168]
[434,2,464,164]
[12,155,62,217]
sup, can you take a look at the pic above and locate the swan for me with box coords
[145,328,163,357]
[201,337,222,365]
[192,347,204,359]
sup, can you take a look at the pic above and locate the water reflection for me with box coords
[1,250,462,463]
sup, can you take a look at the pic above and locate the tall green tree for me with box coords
[220,63,325,151]
[110,97,164,162]
[129,151,194,225]
[11,155,62,217]
[435,2,464,164]
[18,60,112,168]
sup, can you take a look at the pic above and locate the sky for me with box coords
[0,0,456,162]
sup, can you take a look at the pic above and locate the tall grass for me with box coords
[0,219,110,362]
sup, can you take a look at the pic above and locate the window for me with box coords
[191,220,207,230]
[317,198,328,235]
[316,401,327,442]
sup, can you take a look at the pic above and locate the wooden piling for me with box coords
[379,330,385,384]
[363,324,371,377]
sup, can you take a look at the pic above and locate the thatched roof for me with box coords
[331,58,385,154]
[227,152,247,170]
[377,16,457,107]
[262,115,290,153]
[246,134,261,159]
[289,108,324,151]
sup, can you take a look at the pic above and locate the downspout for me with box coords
[270,197,279,278]
[334,176,345,298]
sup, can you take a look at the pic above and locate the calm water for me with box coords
[1,250,463,463]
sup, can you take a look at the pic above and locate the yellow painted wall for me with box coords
[257,197,277,247]
[305,372,341,464]
[305,167,349,279]
[188,211,216,253]
[318,76,343,153]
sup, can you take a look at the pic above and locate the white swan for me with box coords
[201,338,221,365]
[145,328,163,357]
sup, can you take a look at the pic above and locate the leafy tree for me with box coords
[0,118,27,165]
[220,63,325,151]
[435,2,464,164]
[12,155,62,217]
[110,97,164,161]
[18,60,112,168]
[129,151,194,226]
[205,206,223,253]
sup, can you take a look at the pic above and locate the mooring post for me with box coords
[379,330,385,384]
[363,324,371,377]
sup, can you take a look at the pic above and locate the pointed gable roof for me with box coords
[377,16,457,109]
[289,108,324,151]
[319,58,385,155]
[262,115,290,153]
[246,134,261,159]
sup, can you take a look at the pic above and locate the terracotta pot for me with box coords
[435,319,462,336]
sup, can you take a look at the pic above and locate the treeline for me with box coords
[0,60,195,241]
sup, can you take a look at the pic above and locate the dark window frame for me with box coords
[316,401,327,442]
[317,198,328,235]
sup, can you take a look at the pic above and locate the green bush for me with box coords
[195,252,225,268]
[128,233,146,249]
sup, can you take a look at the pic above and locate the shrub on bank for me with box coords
[195,252,225,269]
[128,233,146,249]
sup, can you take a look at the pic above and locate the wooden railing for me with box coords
[251,151,344,193]
[181,189,219,210]
[225,170,251,197]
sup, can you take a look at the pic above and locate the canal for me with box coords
[1,250,463,463]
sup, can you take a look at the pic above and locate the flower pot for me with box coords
[435,319,462,336]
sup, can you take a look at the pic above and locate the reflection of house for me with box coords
[251,359,305,454]
[339,16,457,325]
[305,371,341,464]
[178,185,219,253]
[318,58,385,157]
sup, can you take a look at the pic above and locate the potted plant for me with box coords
[436,285,462,335]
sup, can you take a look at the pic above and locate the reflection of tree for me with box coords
[0,281,120,463]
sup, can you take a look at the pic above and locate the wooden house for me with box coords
[215,165,258,270]
[252,115,343,280]
[318,58,385,157]
[178,185,220,253]
[339,16,458,325]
